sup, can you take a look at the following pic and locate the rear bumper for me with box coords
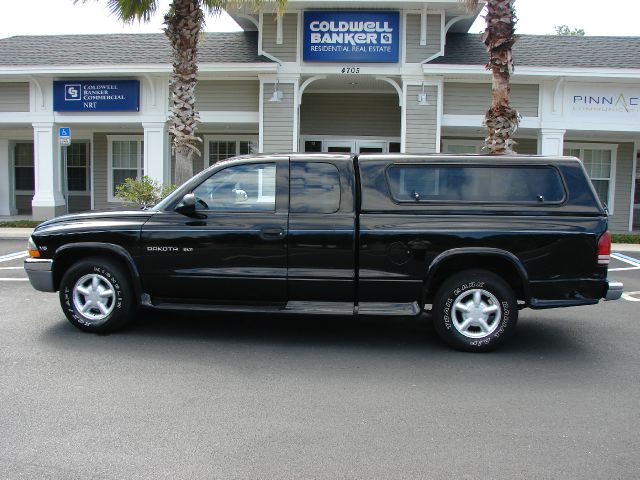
[605,281,623,301]
[24,258,55,292]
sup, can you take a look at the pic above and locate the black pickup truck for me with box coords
[24,153,623,351]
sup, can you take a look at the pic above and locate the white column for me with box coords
[142,122,169,184]
[31,123,65,220]
[0,139,17,215]
[538,128,566,156]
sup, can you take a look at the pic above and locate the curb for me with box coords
[0,228,34,240]
[612,243,640,253]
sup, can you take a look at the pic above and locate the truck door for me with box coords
[287,156,357,303]
[139,157,289,304]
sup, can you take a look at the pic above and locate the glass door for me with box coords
[357,141,386,153]
[324,141,355,153]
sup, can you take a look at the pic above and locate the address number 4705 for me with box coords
[341,67,360,74]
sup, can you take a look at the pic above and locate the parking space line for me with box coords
[622,291,640,302]
[0,278,29,282]
[0,251,27,263]
[0,267,23,270]
[609,266,640,272]
[611,253,640,267]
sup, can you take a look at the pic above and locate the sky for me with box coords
[0,0,638,39]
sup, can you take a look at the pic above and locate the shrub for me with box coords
[115,176,176,208]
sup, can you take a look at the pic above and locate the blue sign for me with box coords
[59,127,70,137]
[53,80,140,112]
[303,11,400,63]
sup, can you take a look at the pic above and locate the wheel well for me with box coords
[53,248,136,292]
[425,255,526,303]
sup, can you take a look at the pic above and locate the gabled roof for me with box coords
[0,32,272,66]
[430,34,640,69]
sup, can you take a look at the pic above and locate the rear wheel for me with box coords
[59,257,134,333]
[432,270,518,352]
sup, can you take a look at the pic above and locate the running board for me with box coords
[142,295,421,317]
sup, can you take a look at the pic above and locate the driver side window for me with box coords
[192,163,276,212]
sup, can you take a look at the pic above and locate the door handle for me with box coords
[260,227,286,240]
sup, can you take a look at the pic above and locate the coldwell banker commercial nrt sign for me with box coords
[303,11,400,63]
[53,80,140,112]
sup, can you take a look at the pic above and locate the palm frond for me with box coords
[203,0,287,16]
[73,0,159,23]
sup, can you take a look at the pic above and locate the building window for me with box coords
[108,136,144,201]
[66,143,89,193]
[442,140,483,154]
[14,143,34,192]
[564,144,617,212]
[206,138,256,167]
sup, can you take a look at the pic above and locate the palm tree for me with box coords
[76,0,287,185]
[463,0,519,154]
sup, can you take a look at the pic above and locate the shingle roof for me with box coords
[430,34,640,69]
[0,32,271,66]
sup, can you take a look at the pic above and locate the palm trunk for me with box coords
[165,0,203,185]
[479,0,519,154]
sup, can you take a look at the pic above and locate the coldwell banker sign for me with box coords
[303,11,400,63]
[53,80,140,112]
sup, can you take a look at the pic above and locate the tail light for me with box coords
[597,231,611,266]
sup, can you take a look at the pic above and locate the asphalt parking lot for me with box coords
[1,238,639,479]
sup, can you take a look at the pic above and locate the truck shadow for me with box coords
[45,309,595,360]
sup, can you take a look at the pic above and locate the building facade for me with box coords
[0,0,638,231]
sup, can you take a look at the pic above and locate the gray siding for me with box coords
[405,14,442,63]
[610,142,634,232]
[0,82,29,112]
[196,80,259,111]
[262,83,294,153]
[300,94,400,137]
[405,85,438,153]
[444,83,540,117]
[92,133,109,210]
[262,13,297,62]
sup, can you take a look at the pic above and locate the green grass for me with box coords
[612,233,640,244]
[0,220,41,228]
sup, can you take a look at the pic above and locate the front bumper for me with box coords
[605,281,624,301]
[24,258,55,292]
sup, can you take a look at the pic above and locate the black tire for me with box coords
[59,257,134,333]
[432,269,518,352]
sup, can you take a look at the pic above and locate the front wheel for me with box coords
[59,257,134,333]
[432,270,518,352]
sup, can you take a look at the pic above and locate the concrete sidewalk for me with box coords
[0,228,33,240]
[0,226,639,252]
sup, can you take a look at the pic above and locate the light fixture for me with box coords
[417,82,429,105]
[269,80,283,102]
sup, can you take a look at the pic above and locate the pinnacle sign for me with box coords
[303,11,400,63]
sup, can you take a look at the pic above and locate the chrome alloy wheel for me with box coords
[451,289,502,339]
[72,273,116,324]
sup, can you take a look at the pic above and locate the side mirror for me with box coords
[175,193,196,216]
